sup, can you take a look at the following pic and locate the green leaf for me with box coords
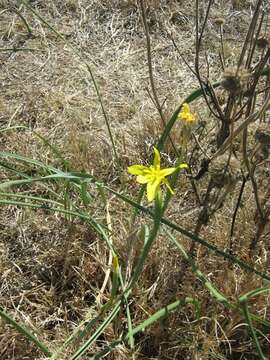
[70,302,121,360]
[0,307,51,356]
[239,287,270,303]
[240,301,265,359]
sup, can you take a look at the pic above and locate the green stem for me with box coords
[240,301,265,359]
[126,193,163,291]
[13,8,32,35]
[0,307,51,356]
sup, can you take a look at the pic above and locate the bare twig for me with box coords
[139,0,177,154]
[211,94,270,161]
[237,0,262,69]
[194,0,225,122]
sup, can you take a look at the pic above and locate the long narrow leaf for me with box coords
[239,287,270,303]
[70,302,121,360]
[0,307,51,356]
[240,301,265,359]
[126,297,200,339]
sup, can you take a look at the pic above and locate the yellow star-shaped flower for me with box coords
[178,103,196,123]
[128,147,187,202]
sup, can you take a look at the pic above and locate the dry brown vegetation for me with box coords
[1,0,270,359]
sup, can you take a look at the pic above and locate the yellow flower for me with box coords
[178,103,196,123]
[128,147,187,202]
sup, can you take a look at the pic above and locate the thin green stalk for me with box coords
[240,301,265,359]
[12,7,32,35]
[70,302,121,360]
[126,193,163,291]
[0,191,63,207]
[85,63,121,172]
[0,307,51,356]
[239,287,270,302]
[0,47,38,51]
[165,229,230,304]
[126,297,201,340]
[117,270,135,356]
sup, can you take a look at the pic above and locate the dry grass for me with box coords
[1,0,270,359]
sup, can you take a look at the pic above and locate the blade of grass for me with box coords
[12,7,32,35]
[165,229,230,305]
[116,262,135,356]
[126,297,201,339]
[0,126,70,170]
[0,47,39,51]
[0,161,63,201]
[0,191,63,207]
[0,151,66,175]
[70,302,121,360]
[126,194,163,291]
[240,301,265,359]
[0,307,51,356]
[239,287,270,303]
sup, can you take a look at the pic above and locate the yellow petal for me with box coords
[182,103,190,112]
[136,175,149,184]
[178,163,188,169]
[159,167,177,178]
[179,103,196,123]
[186,113,196,122]
[163,178,175,195]
[153,147,161,169]
[147,178,161,202]
[128,165,147,175]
